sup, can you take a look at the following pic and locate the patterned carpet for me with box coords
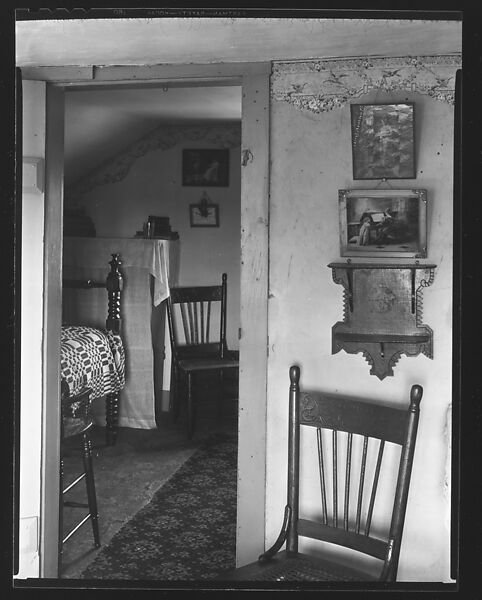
[80,431,237,581]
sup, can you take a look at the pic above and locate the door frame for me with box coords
[21,61,271,576]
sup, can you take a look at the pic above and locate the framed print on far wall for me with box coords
[182,149,229,187]
[338,188,427,258]
[190,203,219,227]
[350,103,415,180]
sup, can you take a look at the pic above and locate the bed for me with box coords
[61,252,125,445]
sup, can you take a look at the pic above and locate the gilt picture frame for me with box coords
[338,188,427,258]
[350,103,415,180]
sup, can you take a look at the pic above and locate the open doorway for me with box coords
[59,82,243,577]
[18,62,269,580]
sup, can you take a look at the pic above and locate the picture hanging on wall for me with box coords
[189,203,219,227]
[338,188,427,258]
[182,149,229,187]
[350,103,415,180]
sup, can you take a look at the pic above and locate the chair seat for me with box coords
[178,356,239,372]
[61,385,94,438]
[63,416,93,438]
[218,551,377,582]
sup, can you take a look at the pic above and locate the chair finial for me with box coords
[289,365,300,386]
[222,273,227,283]
[409,384,423,409]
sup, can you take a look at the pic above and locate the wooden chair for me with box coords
[59,381,100,571]
[166,273,239,439]
[220,365,422,583]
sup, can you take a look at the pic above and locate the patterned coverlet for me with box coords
[61,325,126,399]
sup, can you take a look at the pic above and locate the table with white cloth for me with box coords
[62,237,179,429]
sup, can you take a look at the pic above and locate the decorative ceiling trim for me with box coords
[271,54,461,114]
[67,123,241,202]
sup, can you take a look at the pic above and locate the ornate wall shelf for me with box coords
[328,262,436,380]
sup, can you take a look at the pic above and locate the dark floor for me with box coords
[60,371,238,579]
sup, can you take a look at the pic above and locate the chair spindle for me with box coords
[365,439,385,536]
[333,430,338,527]
[187,303,195,344]
[193,303,199,344]
[180,303,190,344]
[206,301,211,343]
[344,432,353,531]
[200,302,205,344]
[355,436,369,534]
[316,428,328,526]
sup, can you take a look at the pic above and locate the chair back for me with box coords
[286,366,422,582]
[166,273,229,361]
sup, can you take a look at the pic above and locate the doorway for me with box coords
[18,62,270,579]
[60,82,242,576]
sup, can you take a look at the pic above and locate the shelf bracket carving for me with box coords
[328,262,436,380]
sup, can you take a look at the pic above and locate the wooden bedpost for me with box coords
[106,253,123,333]
[105,253,123,446]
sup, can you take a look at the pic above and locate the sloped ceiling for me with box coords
[64,85,242,185]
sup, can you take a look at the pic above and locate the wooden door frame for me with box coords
[22,61,271,575]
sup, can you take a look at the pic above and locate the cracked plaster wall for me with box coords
[266,56,459,582]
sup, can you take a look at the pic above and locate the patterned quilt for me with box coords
[61,325,126,400]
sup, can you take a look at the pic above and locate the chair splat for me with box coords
[218,367,422,582]
[166,273,239,439]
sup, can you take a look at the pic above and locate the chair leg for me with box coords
[105,392,119,446]
[218,368,225,419]
[187,371,195,440]
[58,453,64,573]
[171,364,180,423]
[81,431,101,548]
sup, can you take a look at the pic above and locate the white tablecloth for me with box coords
[62,237,179,429]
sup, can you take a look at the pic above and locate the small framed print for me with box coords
[338,188,427,258]
[350,103,415,180]
[182,149,229,187]
[189,203,219,227]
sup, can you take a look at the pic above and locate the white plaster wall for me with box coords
[16,80,46,579]
[72,128,241,350]
[267,87,454,581]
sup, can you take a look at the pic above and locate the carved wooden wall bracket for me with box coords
[328,262,436,380]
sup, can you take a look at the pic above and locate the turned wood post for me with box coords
[105,253,123,446]
[382,383,423,581]
[106,253,123,334]
[286,365,300,556]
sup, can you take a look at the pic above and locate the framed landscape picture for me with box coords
[338,188,427,258]
[182,149,229,187]
[350,103,415,180]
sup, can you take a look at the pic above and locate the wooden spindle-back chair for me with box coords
[59,381,100,572]
[221,365,422,582]
[166,273,239,439]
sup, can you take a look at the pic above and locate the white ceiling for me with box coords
[64,85,242,184]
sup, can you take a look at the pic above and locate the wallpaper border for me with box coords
[67,123,241,203]
[271,54,462,114]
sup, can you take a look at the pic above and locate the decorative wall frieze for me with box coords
[271,54,461,115]
[67,123,241,203]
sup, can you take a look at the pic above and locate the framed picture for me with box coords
[182,149,229,187]
[338,189,427,258]
[350,103,415,180]
[189,203,219,227]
